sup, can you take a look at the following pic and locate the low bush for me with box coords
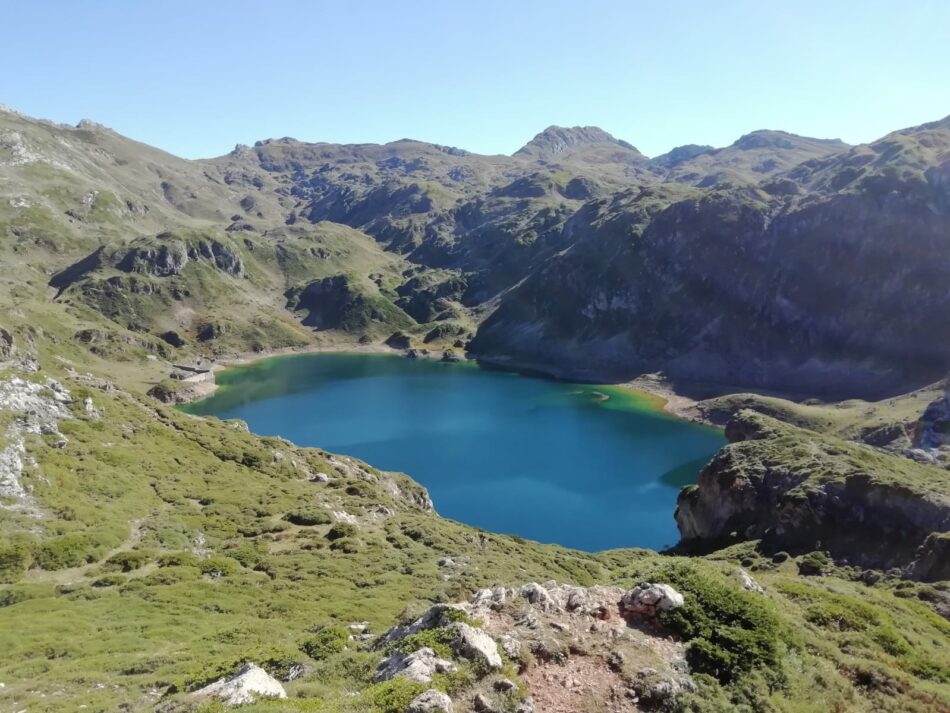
[326,523,357,541]
[34,534,96,570]
[301,625,349,661]
[103,550,151,572]
[652,562,792,684]
[285,506,333,526]
[360,678,427,713]
[0,537,35,582]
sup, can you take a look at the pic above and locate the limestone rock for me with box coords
[380,603,470,645]
[519,582,558,611]
[449,622,502,670]
[472,693,496,712]
[0,328,15,359]
[737,568,764,593]
[621,583,685,616]
[408,689,454,713]
[191,663,287,705]
[374,647,457,684]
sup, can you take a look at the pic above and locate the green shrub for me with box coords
[92,574,126,588]
[653,562,790,684]
[157,551,200,568]
[284,506,332,526]
[360,678,427,713]
[329,537,361,554]
[301,625,349,661]
[0,538,35,582]
[103,550,151,572]
[197,556,239,577]
[392,626,455,660]
[0,583,56,607]
[798,551,831,576]
[34,534,95,570]
[326,523,357,541]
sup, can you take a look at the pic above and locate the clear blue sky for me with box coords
[4,0,948,159]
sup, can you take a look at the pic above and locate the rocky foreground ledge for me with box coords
[191,579,707,712]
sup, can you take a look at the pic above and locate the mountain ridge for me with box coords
[1,103,950,712]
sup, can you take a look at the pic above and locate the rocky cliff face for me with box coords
[675,411,950,573]
[473,118,950,397]
[9,105,936,396]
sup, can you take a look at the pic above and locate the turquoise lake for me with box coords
[183,353,725,551]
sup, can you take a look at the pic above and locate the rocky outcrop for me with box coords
[468,581,693,713]
[408,689,454,713]
[0,373,72,511]
[286,275,412,332]
[620,583,685,616]
[0,328,15,359]
[449,622,502,670]
[374,647,457,684]
[676,411,950,571]
[910,532,950,582]
[385,331,412,349]
[191,663,287,705]
[514,126,642,160]
[912,388,950,465]
[472,120,950,397]
[117,240,190,276]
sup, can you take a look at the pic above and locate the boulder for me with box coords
[386,331,412,349]
[0,328,15,358]
[449,623,502,669]
[379,603,470,645]
[408,689,454,713]
[498,634,522,661]
[621,583,685,616]
[191,663,287,706]
[519,582,558,611]
[374,647,457,684]
[737,568,764,593]
[473,693,496,712]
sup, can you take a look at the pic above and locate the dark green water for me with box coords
[183,353,724,551]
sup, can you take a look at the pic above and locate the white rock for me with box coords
[374,647,457,684]
[408,688,454,713]
[191,663,286,706]
[519,582,558,611]
[499,633,522,660]
[737,568,764,593]
[621,583,685,616]
[449,622,502,669]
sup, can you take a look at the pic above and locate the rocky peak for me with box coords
[732,129,847,151]
[75,119,109,131]
[650,143,716,167]
[515,125,640,159]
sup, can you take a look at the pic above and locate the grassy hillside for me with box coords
[0,355,948,712]
[1,106,948,712]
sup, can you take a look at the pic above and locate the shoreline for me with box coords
[175,339,720,426]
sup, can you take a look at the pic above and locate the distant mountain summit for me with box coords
[731,129,848,152]
[514,125,642,159]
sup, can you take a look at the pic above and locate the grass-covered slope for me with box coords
[0,346,947,712]
[677,410,950,575]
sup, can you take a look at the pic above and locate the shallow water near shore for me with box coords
[183,353,724,551]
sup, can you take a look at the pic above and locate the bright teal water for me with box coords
[183,353,724,551]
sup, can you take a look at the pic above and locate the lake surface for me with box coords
[183,353,724,551]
